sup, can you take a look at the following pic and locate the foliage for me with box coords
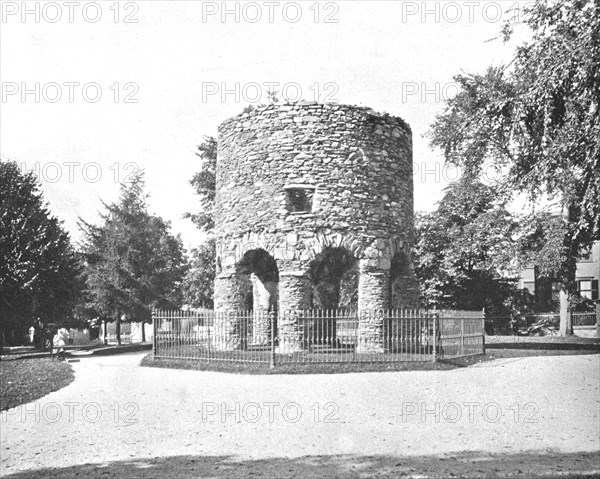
[430,1,599,246]
[516,212,566,277]
[0,161,82,347]
[182,137,218,307]
[79,171,187,334]
[184,136,217,234]
[428,0,600,332]
[181,238,215,308]
[414,178,519,315]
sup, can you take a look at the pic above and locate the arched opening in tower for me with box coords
[309,247,358,344]
[236,249,279,344]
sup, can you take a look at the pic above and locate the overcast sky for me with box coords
[1,1,532,250]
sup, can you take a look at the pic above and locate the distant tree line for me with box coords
[0,161,187,348]
[0,162,81,349]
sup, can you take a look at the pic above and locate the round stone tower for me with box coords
[213,102,419,352]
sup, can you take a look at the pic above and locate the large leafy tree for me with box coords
[429,0,600,334]
[80,172,187,343]
[0,161,82,348]
[185,136,217,233]
[414,178,519,315]
[181,239,215,309]
[182,136,217,308]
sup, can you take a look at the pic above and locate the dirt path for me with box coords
[1,353,599,478]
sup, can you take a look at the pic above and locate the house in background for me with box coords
[518,240,600,311]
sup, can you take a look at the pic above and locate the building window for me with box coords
[284,185,315,213]
[578,279,599,300]
[523,281,535,295]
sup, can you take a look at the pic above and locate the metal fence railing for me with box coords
[152,309,485,366]
[572,312,597,326]
[437,310,486,359]
[485,311,598,336]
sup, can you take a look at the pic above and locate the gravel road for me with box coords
[1,352,599,478]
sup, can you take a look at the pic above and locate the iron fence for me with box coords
[152,308,485,366]
[485,311,598,335]
[572,312,597,326]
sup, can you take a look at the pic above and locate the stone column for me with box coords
[213,272,252,350]
[251,274,278,345]
[357,260,390,353]
[277,270,311,353]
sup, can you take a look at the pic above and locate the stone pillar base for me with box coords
[251,312,270,345]
[212,272,252,351]
[276,311,306,354]
[211,312,248,351]
[210,325,248,351]
[251,274,277,345]
[356,341,385,354]
[278,270,311,352]
[275,341,303,354]
[357,264,390,353]
[356,310,386,353]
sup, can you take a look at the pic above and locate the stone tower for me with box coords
[213,102,419,351]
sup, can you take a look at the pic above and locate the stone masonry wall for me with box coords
[215,102,417,281]
[213,102,420,350]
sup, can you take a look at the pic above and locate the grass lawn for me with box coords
[141,345,599,374]
[141,352,493,374]
[0,358,75,411]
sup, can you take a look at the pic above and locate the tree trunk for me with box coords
[558,205,576,337]
[116,314,122,345]
[141,321,146,342]
[558,289,573,336]
[103,320,107,344]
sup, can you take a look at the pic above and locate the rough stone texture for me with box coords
[213,273,252,350]
[213,102,420,350]
[357,261,390,353]
[251,274,276,345]
[277,272,312,353]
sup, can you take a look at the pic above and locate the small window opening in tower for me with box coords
[285,187,314,213]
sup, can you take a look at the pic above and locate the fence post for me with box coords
[596,303,600,339]
[207,311,211,362]
[152,310,157,360]
[482,308,486,355]
[432,309,437,362]
[460,315,465,357]
[270,311,276,369]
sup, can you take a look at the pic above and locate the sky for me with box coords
[1,1,533,250]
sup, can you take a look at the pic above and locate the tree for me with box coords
[181,238,215,309]
[428,0,600,335]
[184,136,217,233]
[0,161,82,349]
[414,178,519,316]
[80,172,187,344]
[182,137,217,308]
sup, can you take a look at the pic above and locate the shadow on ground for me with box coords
[486,343,600,351]
[2,450,599,478]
